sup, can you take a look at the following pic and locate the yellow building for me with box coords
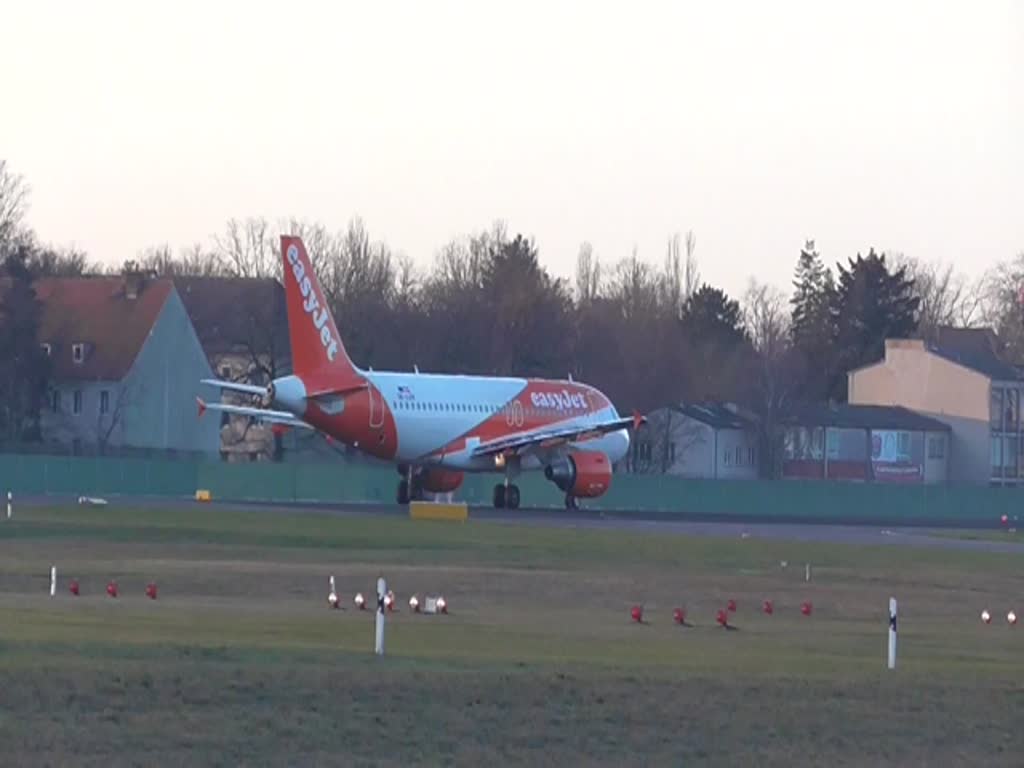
[848,327,1024,486]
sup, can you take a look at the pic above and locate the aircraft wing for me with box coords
[470,411,645,458]
[196,397,315,430]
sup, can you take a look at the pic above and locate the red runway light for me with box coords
[673,607,685,625]
[763,599,773,615]
[145,583,158,600]
[630,605,643,623]
[716,609,728,627]
[106,581,118,598]
[801,601,812,616]
[69,579,79,596]
[727,599,737,612]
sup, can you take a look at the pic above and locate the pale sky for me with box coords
[3,0,1021,298]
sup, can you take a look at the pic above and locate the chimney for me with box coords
[122,265,155,300]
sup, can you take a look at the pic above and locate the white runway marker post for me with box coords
[50,566,56,598]
[375,576,386,656]
[888,597,897,670]
[805,563,811,582]
[6,491,11,520]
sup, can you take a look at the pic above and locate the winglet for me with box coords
[197,397,207,418]
[632,410,646,430]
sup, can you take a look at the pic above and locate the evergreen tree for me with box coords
[681,284,753,402]
[828,248,919,400]
[789,240,835,398]
[0,245,50,442]
[683,284,748,346]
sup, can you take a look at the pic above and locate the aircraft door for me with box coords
[368,384,385,429]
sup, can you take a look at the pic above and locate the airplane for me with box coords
[196,235,645,509]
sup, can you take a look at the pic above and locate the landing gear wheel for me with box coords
[397,479,409,505]
[564,493,578,510]
[410,475,425,502]
[506,484,520,510]
[493,483,506,509]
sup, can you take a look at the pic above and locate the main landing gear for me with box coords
[492,482,520,509]
[396,468,424,505]
[564,493,578,510]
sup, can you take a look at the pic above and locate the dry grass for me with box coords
[0,505,1022,766]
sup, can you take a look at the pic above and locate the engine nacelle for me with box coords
[544,450,612,498]
[419,468,464,493]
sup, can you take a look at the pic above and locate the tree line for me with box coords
[1,158,1022,471]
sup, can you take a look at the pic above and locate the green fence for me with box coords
[1,453,1021,524]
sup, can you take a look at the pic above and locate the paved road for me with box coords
[14,493,1024,554]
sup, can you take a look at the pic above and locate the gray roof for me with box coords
[675,403,757,430]
[927,326,1023,381]
[781,403,951,432]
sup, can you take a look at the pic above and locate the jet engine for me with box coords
[419,468,465,493]
[544,450,612,498]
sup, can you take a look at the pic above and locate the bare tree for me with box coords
[135,243,225,277]
[214,217,276,279]
[683,230,699,303]
[607,248,659,322]
[743,279,798,478]
[0,160,29,249]
[661,234,683,318]
[29,245,97,277]
[744,280,789,357]
[94,383,137,455]
[888,252,983,339]
[574,241,601,306]
[977,252,1024,361]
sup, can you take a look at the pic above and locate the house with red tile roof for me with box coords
[34,271,221,457]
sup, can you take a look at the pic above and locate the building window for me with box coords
[100,390,109,414]
[991,436,1018,478]
[73,390,82,414]
[220,365,231,379]
[72,343,85,364]
[748,446,756,466]
[51,390,60,413]
[735,446,743,465]
[41,343,51,356]
[723,448,732,466]
[669,442,676,463]
[1008,389,1021,432]
[928,436,945,460]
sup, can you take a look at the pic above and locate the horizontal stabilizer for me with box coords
[200,378,267,397]
[196,397,314,430]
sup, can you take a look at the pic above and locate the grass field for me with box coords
[1,504,1022,766]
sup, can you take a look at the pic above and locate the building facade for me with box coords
[848,328,1022,485]
[631,403,760,479]
[35,274,220,457]
[780,403,950,484]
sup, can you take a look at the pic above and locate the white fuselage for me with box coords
[365,370,630,471]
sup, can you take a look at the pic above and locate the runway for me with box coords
[15,493,1024,554]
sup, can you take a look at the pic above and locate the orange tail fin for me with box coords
[280,235,364,394]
